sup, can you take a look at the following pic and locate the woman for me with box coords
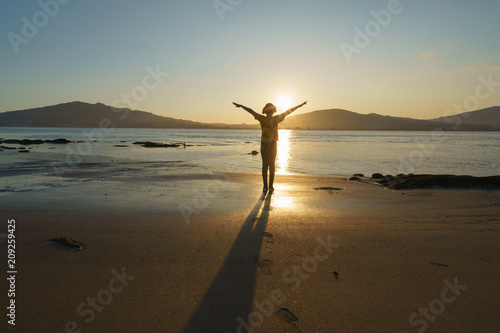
[233,100,307,192]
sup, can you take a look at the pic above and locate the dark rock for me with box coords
[18,149,30,153]
[251,150,258,155]
[133,141,182,148]
[382,174,500,190]
[376,175,395,186]
[0,138,72,145]
[371,173,385,179]
[349,176,360,181]
[353,173,364,177]
[113,145,128,147]
[1,139,44,145]
[45,138,72,144]
[0,145,17,150]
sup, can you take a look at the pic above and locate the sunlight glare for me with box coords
[276,129,292,175]
[272,196,295,209]
[275,94,293,112]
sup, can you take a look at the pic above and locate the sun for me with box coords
[275,94,294,112]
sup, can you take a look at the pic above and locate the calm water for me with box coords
[1,127,499,177]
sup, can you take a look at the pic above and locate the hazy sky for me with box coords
[1,0,499,124]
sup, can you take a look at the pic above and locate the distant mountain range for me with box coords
[280,107,500,130]
[0,101,499,131]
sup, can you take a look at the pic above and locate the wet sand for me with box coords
[0,158,499,332]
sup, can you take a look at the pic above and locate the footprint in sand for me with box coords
[258,259,273,275]
[262,232,275,244]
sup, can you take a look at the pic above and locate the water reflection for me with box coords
[277,129,292,174]
[272,195,294,209]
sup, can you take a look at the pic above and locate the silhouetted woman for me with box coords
[233,101,307,192]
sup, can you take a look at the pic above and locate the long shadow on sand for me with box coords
[183,192,273,332]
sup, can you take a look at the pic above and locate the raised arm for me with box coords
[233,102,259,117]
[282,101,307,117]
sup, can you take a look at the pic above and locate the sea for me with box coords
[1,127,499,177]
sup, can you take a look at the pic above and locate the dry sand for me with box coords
[0,165,499,332]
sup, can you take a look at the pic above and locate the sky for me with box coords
[1,0,499,124]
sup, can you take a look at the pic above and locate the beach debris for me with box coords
[49,237,85,251]
[258,259,273,275]
[314,187,343,191]
[18,149,30,153]
[113,144,129,147]
[334,271,339,281]
[277,308,298,326]
[262,232,275,243]
[429,262,449,267]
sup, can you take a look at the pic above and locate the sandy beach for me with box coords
[3,0,500,331]
[0,153,499,333]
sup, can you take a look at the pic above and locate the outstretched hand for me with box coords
[232,102,242,108]
[299,101,307,107]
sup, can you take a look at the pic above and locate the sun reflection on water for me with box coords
[276,129,292,175]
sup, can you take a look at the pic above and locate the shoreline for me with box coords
[2,129,500,178]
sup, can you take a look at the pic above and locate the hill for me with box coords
[430,106,500,129]
[280,109,435,130]
[281,107,500,130]
[0,101,498,130]
[0,101,218,128]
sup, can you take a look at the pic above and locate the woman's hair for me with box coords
[262,103,277,115]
